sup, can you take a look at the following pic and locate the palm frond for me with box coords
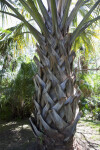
[71,0,100,43]
[61,0,72,30]
[37,0,51,30]
[51,0,58,35]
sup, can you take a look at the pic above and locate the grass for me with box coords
[91,135,100,140]
[81,118,100,129]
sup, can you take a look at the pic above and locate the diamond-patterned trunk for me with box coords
[29,32,82,148]
[29,0,82,149]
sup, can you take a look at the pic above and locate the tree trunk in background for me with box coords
[80,55,88,74]
[80,47,88,74]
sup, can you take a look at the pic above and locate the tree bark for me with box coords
[43,137,74,150]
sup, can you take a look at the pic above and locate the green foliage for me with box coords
[0,61,37,120]
[92,73,100,94]
[14,62,37,99]
[78,72,100,95]
[78,72,100,120]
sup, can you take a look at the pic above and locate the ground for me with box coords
[0,118,100,150]
[75,119,100,150]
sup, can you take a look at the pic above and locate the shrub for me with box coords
[77,72,100,120]
[0,62,37,120]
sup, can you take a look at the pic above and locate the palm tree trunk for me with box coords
[29,32,82,149]
[44,137,74,150]
[28,1,83,149]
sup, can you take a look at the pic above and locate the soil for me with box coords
[75,119,100,150]
[0,118,100,150]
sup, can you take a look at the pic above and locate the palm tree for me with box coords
[72,4,100,74]
[0,0,100,149]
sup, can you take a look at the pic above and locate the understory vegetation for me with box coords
[78,72,100,120]
[0,60,37,120]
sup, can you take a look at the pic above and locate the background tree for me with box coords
[0,0,100,149]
